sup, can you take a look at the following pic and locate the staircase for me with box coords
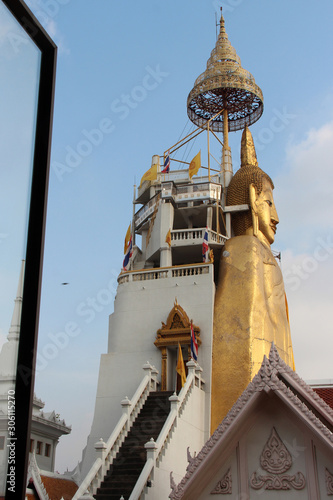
[94,391,173,500]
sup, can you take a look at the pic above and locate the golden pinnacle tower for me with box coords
[187,11,294,432]
[187,10,264,189]
[187,11,263,133]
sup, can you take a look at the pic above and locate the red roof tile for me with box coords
[40,475,78,500]
[26,493,38,500]
[313,387,333,410]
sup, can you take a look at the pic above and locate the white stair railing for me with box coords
[73,362,159,499]
[129,361,204,500]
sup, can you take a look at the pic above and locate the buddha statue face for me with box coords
[226,126,279,247]
[249,177,279,246]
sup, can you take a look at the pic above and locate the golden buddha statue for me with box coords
[211,126,295,432]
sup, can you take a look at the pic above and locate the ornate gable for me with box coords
[154,299,201,391]
[170,344,333,499]
[155,299,201,347]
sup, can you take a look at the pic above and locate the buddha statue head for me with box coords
[226,126,279,247]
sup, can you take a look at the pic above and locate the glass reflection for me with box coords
[0,1,41,355]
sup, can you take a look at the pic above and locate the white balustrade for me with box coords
[135,193,161,228]
[73,363,158,499]
[129,361,204,500]
[135,181,222,229]
[118,262,212,285]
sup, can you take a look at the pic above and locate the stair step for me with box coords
[94,391,171,500]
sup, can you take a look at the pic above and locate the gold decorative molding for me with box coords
[154,299,201,391]
[155,299,201,349]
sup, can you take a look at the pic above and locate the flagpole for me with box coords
[190,320,193,361]
[207,120,211,182]
[132,184,136,247]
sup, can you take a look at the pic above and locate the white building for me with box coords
[0,261,71,496]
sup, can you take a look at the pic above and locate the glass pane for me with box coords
[0,2,41,361]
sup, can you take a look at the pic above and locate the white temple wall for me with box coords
[184,395,333,500]
[246,404,308,500]
[81,268,215,479]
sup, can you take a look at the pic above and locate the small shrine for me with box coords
[154,299,201,391]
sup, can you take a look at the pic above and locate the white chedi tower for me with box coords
[78,158,226,490]
[0,261,71,495]
[0,261,25,494]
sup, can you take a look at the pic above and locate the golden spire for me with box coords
[187,11,263,132]
[240,126,258,168]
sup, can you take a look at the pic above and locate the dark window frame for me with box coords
[36,441,43,455]
[29,439,34,453]
[2,1,57,498]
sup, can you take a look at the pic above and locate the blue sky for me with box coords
[1,0,333,473]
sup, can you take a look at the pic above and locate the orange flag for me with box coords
[165,229,172,247]
[176,343,186,388]
[189,151,201,179]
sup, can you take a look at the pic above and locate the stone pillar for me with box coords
[151,365,159,391]
[160,247,172,267]
[143,361,153,378]
[94,438,107,478]
[121,396,132,430]
[186,359,196,378]
[225,213,231,238]
[145,437,158,460]
[207,206,213,230]
[51,439,58,472]
[144,438,158,484]
[222,146,233,188]
[169,393,180,412]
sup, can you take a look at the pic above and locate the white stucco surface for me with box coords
[80,269,215,480]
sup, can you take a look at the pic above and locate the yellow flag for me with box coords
[189,151,201,179]
[124,224,131,254]
[140,163,158,187]
[165,229,171,247]
[176,343,186,388]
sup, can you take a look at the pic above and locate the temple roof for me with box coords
[170,344,333,499]
[28,452,78,500]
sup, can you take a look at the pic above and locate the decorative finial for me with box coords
[219,7,226,35]
[187,12,263,132]
[240,126,258,168]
